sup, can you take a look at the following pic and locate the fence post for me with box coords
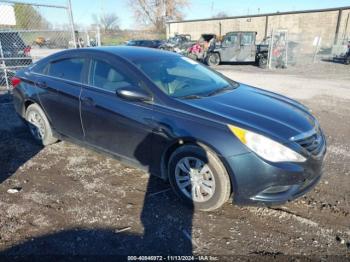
[97,26,101,46]
[67,0,77,48]
[268,29,274,69]
[0,40,10,91]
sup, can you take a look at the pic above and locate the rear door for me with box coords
[34,55,87,139]
[237,32,256,62]
[220,32,240,62]
[80,56,154,167]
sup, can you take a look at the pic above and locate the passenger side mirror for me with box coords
[116,86,152,102]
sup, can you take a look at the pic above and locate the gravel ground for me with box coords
[0,63,349,259]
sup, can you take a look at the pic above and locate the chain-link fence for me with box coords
[0,0,76,91]
[266,29,350,69]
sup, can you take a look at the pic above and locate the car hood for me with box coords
[183,84,317,143]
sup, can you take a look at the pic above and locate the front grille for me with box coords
[293,128,325,157]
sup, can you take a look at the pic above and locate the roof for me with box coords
[167,6,350,24]
[46,46,179,63]
[95,46,179,61]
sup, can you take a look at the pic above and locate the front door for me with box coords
[237,32,256,62]
[80,57,154,168]
[220,32,240,62]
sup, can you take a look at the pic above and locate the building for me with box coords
[167,6,350,60]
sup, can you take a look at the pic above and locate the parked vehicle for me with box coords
[345,45,350,65]
[206,31,268,68]
[333,41,350,65]
[0,32,32,86]
[33,36,55,48]
[0,32,32,67]
[126,39,164,49]
[159,34,193,53]
[187,34,217,61]
[12,47,326,211]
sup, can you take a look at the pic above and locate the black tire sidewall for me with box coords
[25,104,55,146]
[259,57,267,68]
[345,57,350,65]
[207,53,220,66]
[168,145,231,211]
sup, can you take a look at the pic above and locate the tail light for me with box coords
[24,46,31,56]
[11,77,21,88]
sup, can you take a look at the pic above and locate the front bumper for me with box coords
[226,150,325,206]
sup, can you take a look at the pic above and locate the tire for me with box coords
[258,56,267,68]
[168,145,231,211]
[345,57,350,65]
[206,53,220,67]
[25,103,57,146]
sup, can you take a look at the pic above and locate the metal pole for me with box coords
[67,0,77,48]
[0,40,10,91]
[343,13,350,42]
[268,29,274,69]
[264,16,269,39]
[97,26,101,46]
[334,9,343,45]
[285,30,288,67]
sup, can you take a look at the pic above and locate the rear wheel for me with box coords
[168,145,231,211]
[25,103,57,146]
[258,56,268,68]
[345,56,350,65]
[206,53,220,67]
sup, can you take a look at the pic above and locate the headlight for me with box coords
[228,124,306,163]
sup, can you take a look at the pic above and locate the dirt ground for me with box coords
[0,62,349,259]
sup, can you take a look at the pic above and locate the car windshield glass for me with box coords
[133,56,238,98]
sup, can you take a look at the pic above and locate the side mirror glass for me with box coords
[116,86,152,102]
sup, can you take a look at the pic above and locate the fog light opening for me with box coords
[262,185,292,194]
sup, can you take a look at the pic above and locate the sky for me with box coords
[9,0,350,30]
[69,0,350,29]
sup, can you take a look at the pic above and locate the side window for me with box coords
[241,33,255,45]
[32,62,49,74]
[223,33,239,46]
[48,58,85,82]
[89,59,135,92]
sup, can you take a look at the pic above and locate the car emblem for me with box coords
[312,139,320,147]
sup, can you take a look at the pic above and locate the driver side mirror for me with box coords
[116,86,152,102]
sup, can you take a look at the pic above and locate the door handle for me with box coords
[36,81,47,88]
[81,96,95,106]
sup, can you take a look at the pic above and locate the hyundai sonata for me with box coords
[12,47,326,211]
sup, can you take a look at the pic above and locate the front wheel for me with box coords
[206,53,220,67]
[168,145,231,211]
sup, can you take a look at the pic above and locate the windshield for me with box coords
[133,56,238,98]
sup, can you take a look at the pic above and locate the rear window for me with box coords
[48,58,85,82]
[31,62,49,74]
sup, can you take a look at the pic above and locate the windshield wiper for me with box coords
[206,85,235,97]
[178,94,203,100]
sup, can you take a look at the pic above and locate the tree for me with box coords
[93,13,120,32]
[212,11,229,18]
[13,3,50,29]
[129,0,189,33]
